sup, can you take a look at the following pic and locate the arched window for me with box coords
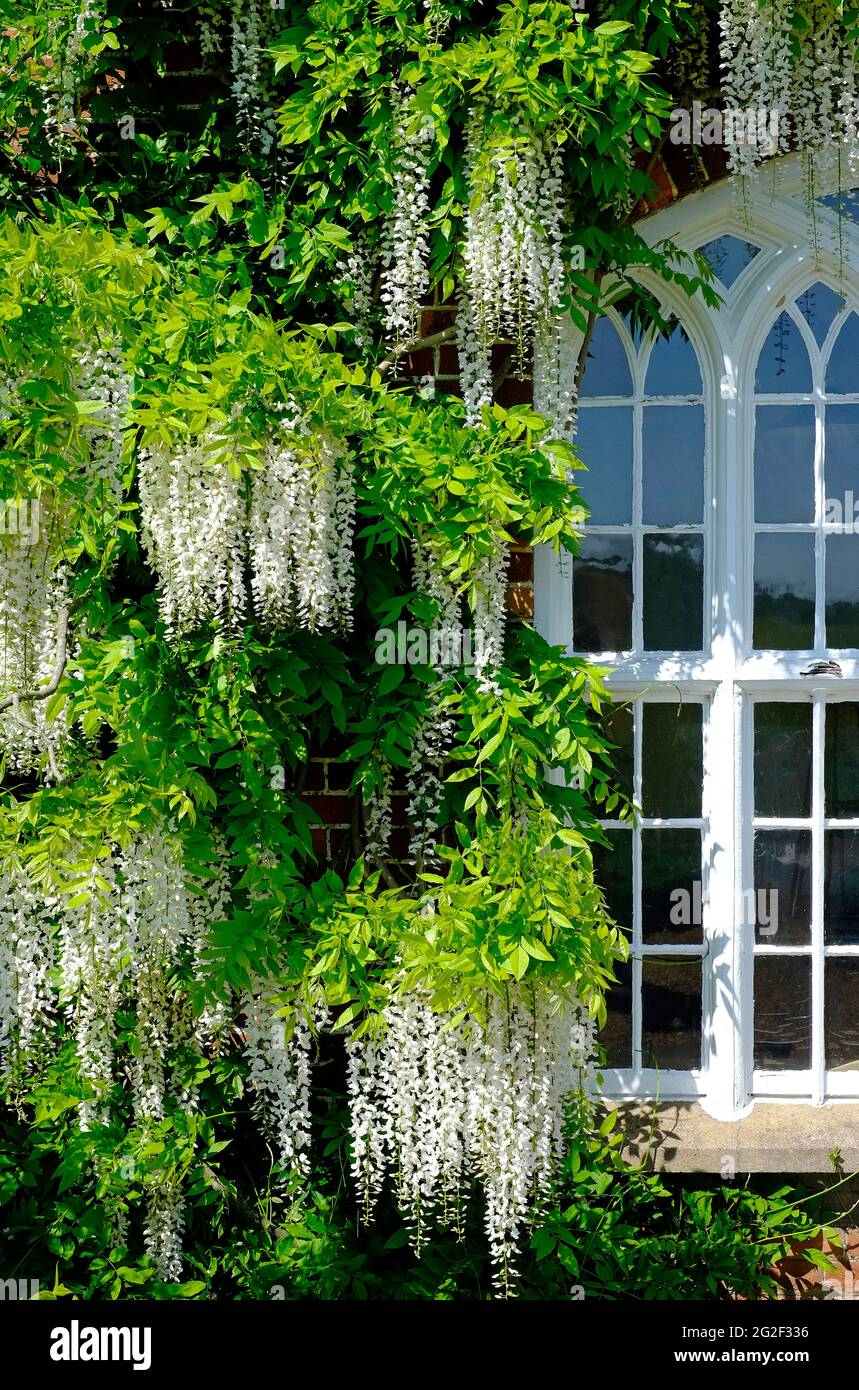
[536,169,859,1117]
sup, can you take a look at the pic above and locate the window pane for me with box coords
[823,403,859,510]
[825,534,859,648]
[575,407,633,524]
[796,282,844,347]
[696,235,760,288]
[825,702,859,818]
[753,830,811,945]
[753,533,815,649]
[642,405,704,524]
[754,956,811,1071]
[754,405,815,522]
[601,705,634,802]
[754,703,812,817]
[824,830,859,945]
[755,312,812,393]
[644,323,702,396]
[826,311,859,394]
[642,534,704,651]
[642,829,702,945]
[591,829,632,931]
[579,316,633,397]
[573,534,633,651]
[600,960,632,1068]
[642,959,701,1070]
[642,702,702,817]
[825,959,859,1070]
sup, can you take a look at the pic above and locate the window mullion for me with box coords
[812,695,825,1103]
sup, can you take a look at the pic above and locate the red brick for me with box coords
[303,794,352,824]
[327,760,357,791]
[507,548,534,583]
[506,584,534,619]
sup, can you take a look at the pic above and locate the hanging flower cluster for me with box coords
[0,827,232,1280]
[75,340,131,510]
[719,0,859,182]
[471,535,511,691]
[230,0,280,158]
[672,3,712,95]
[381,90,435,351]
[249,428,355,633]
[139,419,356,638]
[346,987,596,1293]
[43,1,103,151]
[462,109,567,370]
[138,432,247,639]
[406,540,461,867]
[363,755,394,865]
[0,542,70,779]
[243,995,329,1175]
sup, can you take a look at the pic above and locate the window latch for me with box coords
[800,660,842,677]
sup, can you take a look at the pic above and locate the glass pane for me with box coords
[591,829,632,931]
[644,323,702,396]
[796,282,845,347]
[642,959,701,1070]
[755,312,812,394]
[642,829,702,945]
[754,703,812,818]
[825,534,859,648]
[642,702,702,817]
[575,407,633,524]
[573,534,633,651]
[824,830,859,945]
[753,830,811,945]
[753,533,815,649]
[642,534,704,651]
[754,405,815,522]
[826,312,859,394]
[642,405,704,524]
[696,235,760,288]
[826,702,859,818]
[601,705,634,802]
[600,960,632,1068]
[825,959,859,1070]
[824,404,859,514]
[754,956,811,1071]
[579,316,633,397]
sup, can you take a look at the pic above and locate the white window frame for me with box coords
[535,152,859,1119]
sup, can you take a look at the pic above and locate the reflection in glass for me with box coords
[825,534,859,648]
[754,703,812,817]
[601,706,634,802]
[600,960,632,1068]
[755,312,813,393]
[573,535,633,651]
[642,830,702,945]
[754,405,815,522]
[825,959,859,1070]
[642,960,701,1070]
[579,316,633,397]
[696,235,760,288]
[642,534,704,651]
[826,312,859,394]
[642,405,704,524]
[576,407,634,524]
[754,956,811,1070]
[824,404,859,508]
[796,282,845,347]
[591,829,633,932]
[825,702,859,818]
[753,533,815,649]
[644,323,702,396]
[642,703,703,817]
[753,831,811,945]
[824,830,859,945]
